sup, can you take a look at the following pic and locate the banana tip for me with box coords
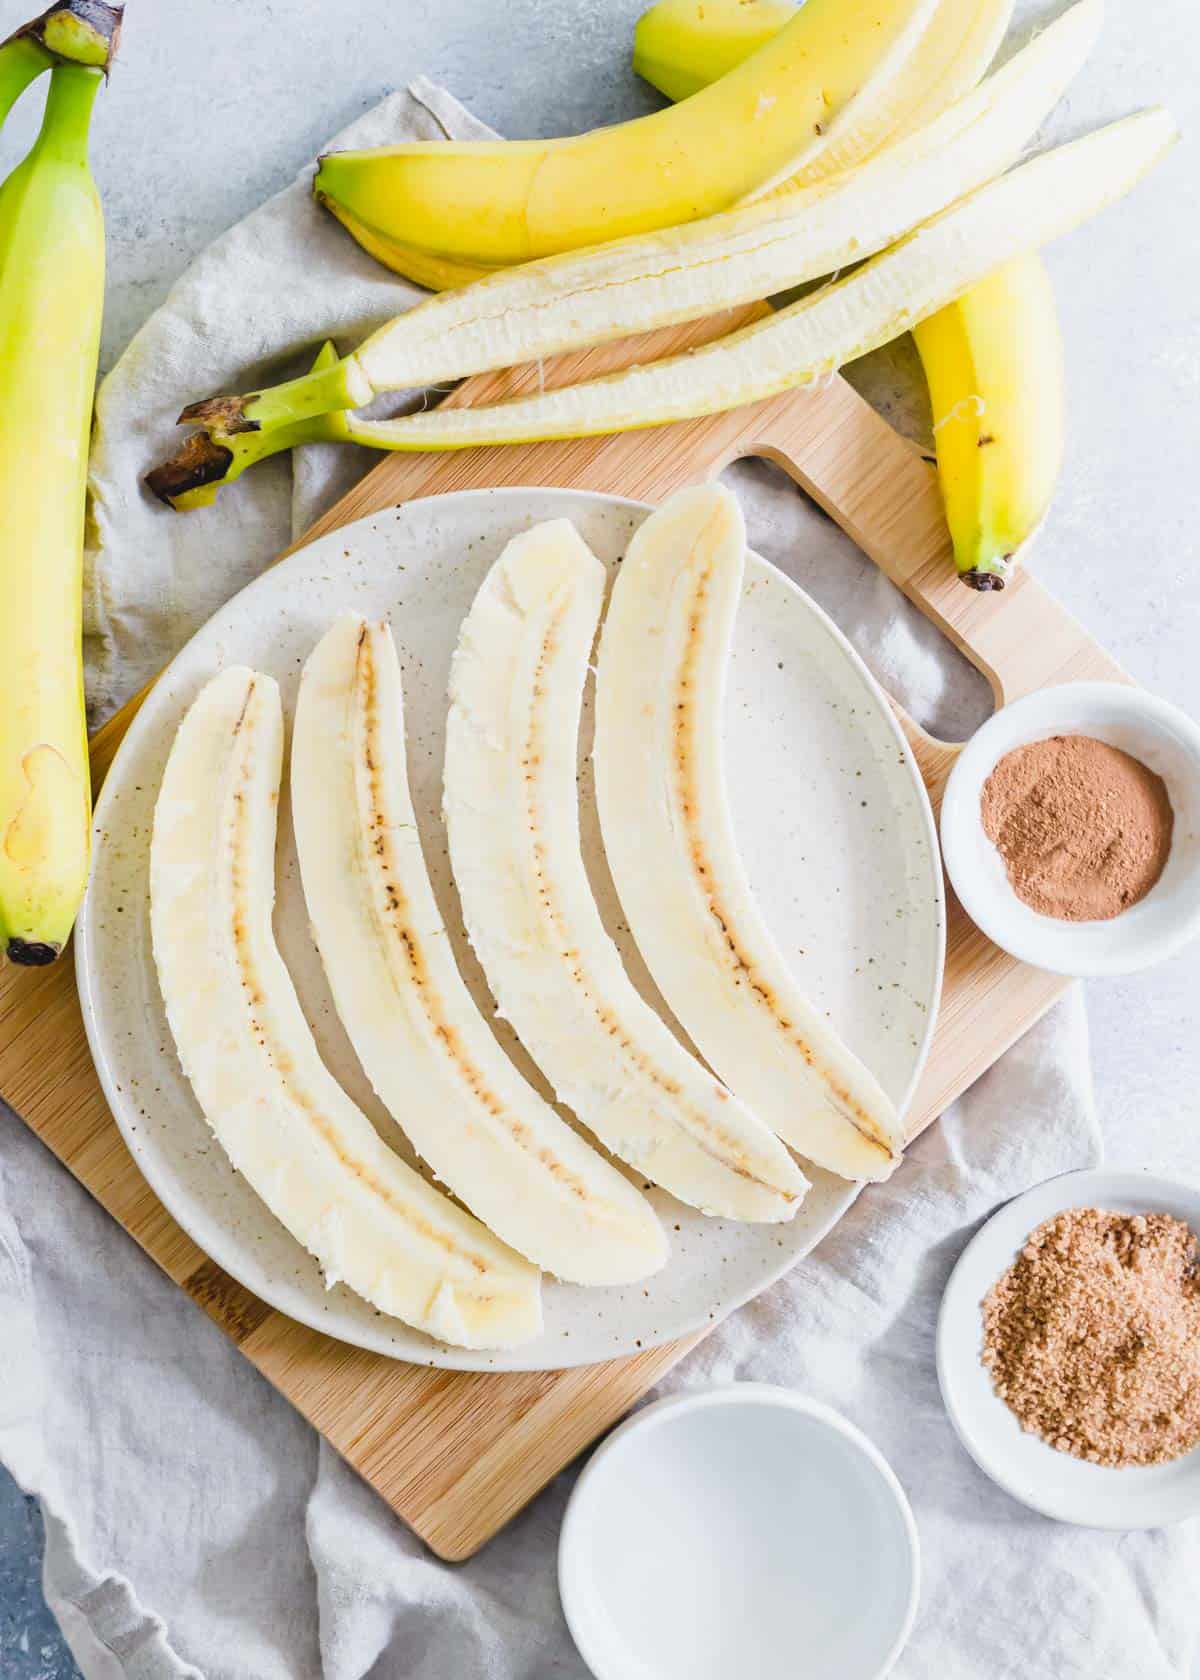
[961,569,1007,592]
[7,937,62,966]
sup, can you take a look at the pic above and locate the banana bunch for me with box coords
[155,1,1170,603]
[629,0,1063,586]
[0,1,121,964]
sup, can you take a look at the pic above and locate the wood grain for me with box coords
[0,309,1125,1560]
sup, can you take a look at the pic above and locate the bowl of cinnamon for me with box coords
[940,681,1200,975]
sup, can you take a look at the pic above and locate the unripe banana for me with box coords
[914,255,1064,588]
[0,63,106,963]
[314,0,940,267]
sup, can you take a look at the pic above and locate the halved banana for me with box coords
[150,667,541,1349]
[594,486,904,1182]
[291,615,668,1286]
[444,519,809,1222]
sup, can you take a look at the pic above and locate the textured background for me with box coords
[1,0,1196,1672]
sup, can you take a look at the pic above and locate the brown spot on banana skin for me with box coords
[351,626,601,1206]
[671,550,894,1163]
[220,678,492,1275]
[518,591,796,1202]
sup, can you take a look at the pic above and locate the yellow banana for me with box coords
[913,255,1063,588]
[314,0,940,267]
[318,197,493,290]
[632,0,796,101]
[634,0,1012,196]
[639,0,1062,589]
[0,63,106,963]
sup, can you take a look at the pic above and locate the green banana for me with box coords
[0,61,108,964]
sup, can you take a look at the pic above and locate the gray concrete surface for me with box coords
[0,0,1196,1672]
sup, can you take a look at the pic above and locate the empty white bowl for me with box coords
[558,1385,919,1680]
[940,682,1200,976]
[938,1168,1200,1528]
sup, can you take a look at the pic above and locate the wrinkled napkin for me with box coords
[1,80,1195,1680]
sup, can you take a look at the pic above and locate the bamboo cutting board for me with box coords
[0,308,1124,1560]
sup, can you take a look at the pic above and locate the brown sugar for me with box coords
[981,1207,1200,1467]
[980,734,1173,921]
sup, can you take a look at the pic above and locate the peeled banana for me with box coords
[151,667,542,1349]
[313,0,941,266]
[444,519,809,1221]
[0,62,108,964]
[292,615,668,1286]
[594,486,902,1180]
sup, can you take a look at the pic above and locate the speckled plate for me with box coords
[76,488,944,1372]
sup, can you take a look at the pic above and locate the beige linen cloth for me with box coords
[0,78,1194,1680]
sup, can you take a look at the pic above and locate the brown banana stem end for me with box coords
[5,0,124,72]
[7,937,61,966]
[145,432,235,507]
[960,568,1007,592]
[177,394,259,434]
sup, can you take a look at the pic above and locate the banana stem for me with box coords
[178,353,372,439]
[147,343,351,509]
[0,36,49,124]
[37,57,100,157]
[2,1,123,73]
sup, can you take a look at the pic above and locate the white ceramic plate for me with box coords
[77,487,943,1371]
[938,1168,1200,1527]
[558,1386,920,1680]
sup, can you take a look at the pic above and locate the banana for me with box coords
[913,254,1064,588]
[635,0,1012,197]
[300,110,1174,453]
[291,614,668,1286]
[166,2,1100,457]
[594,486,903,1181]
[444,519,809,1222]
[313,0,941,267]
[633,0,797,102]
[150,667,542,1350]
[318,197,496,291]
[637,0,1063,592]
[0,63,108,964]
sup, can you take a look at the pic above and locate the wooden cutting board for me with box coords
[0,308,1124,1560]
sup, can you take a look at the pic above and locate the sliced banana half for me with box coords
[594,485,904,1182]
[444,519,809,1223]
[149,667,541,1350]
[291,615,667,1286]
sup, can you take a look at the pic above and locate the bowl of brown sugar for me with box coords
[937,1168,1200,1528]
[940,682,1200,975]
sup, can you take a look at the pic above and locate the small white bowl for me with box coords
[938,1168,1200,1529]
[558,1385,919,1680]
[940,681,1200,976]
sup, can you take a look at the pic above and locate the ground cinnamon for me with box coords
[981,1208,1200,1467]
[980,733,1173,920]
